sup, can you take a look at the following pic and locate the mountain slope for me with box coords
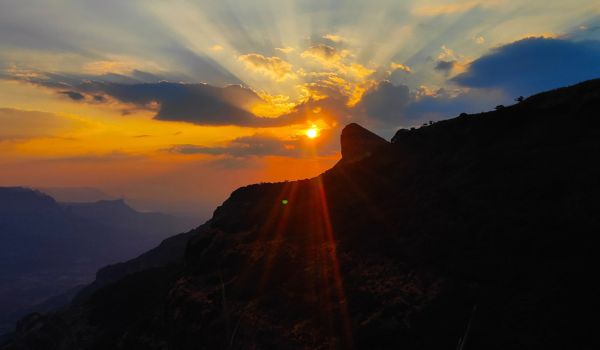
[4,79,600,349]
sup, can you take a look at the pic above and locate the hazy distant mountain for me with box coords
[36,187,116,203]
[0,188,197,336]
[61,199,197,238]
[4,79,600,349]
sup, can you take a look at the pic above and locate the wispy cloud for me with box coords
[390,62,412,73]
[323,34,346,43]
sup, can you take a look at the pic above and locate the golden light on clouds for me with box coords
[275,47,295,54]
[209,44,224,52]
[250,92,297,118]
[390,62,412,73]
[323,34,345,43]
[412,0,505,17]
[301,44,351,66]
[82,56,162,75]
[238,53,297,81]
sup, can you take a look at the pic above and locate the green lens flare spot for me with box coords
[281,199,289,205]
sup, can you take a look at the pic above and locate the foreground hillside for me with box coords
[3,79,600,349]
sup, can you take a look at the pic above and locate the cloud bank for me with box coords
[453,37,600,97]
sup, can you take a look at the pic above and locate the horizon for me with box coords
[1,0,600,217]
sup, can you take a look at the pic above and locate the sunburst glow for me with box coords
[306,126,319,139]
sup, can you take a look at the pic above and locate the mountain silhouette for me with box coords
[36,187,115,203]
[0,189,196,336]
[3,79,600,349]
[339,123,389,164]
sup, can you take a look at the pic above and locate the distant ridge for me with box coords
[37,187,115,203]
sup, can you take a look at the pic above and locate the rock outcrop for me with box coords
[340,123,389,163]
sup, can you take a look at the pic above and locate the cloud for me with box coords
[4,70,310,127]
[453,37,600,96]
[300,44,374,80]
[412,1,503,16]
[390,62,412,73]
[80,81,264,125]
[209,44,224,52]
[437,45,458,61]
[59,90,85,101]
[564,18,600,41]
[11,37,600,134]
[0,0,243,86]
[358,81,411,125]
[275,47,295,54]
[404,87,510,122]
[435,60,456,75]
[238,53,297,81]
[323,34,345,43]
[301,44,350,65]
[169,133,301,158]
[168,125,341,159]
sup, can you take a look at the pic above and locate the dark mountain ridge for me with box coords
[3,79,600,349]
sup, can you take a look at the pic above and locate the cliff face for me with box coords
[4,79,600,350]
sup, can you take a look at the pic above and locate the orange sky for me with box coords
[1,0,599,217]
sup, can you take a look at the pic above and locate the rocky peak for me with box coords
[340,123,389,163]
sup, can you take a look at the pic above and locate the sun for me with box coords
[306,126,319,139]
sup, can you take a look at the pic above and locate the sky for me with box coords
[1,0,599,218]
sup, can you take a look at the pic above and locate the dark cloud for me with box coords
[60,91,85,101]
[358,81,411,124]
[453,37,600,96]
[6,71,305,127]
[434,60,456,75]
[78,81,265,126]
[169,134,301,158]
[352,81,511,134]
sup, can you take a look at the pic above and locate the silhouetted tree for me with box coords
[515,96,524,103]
[495,105,505,110]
